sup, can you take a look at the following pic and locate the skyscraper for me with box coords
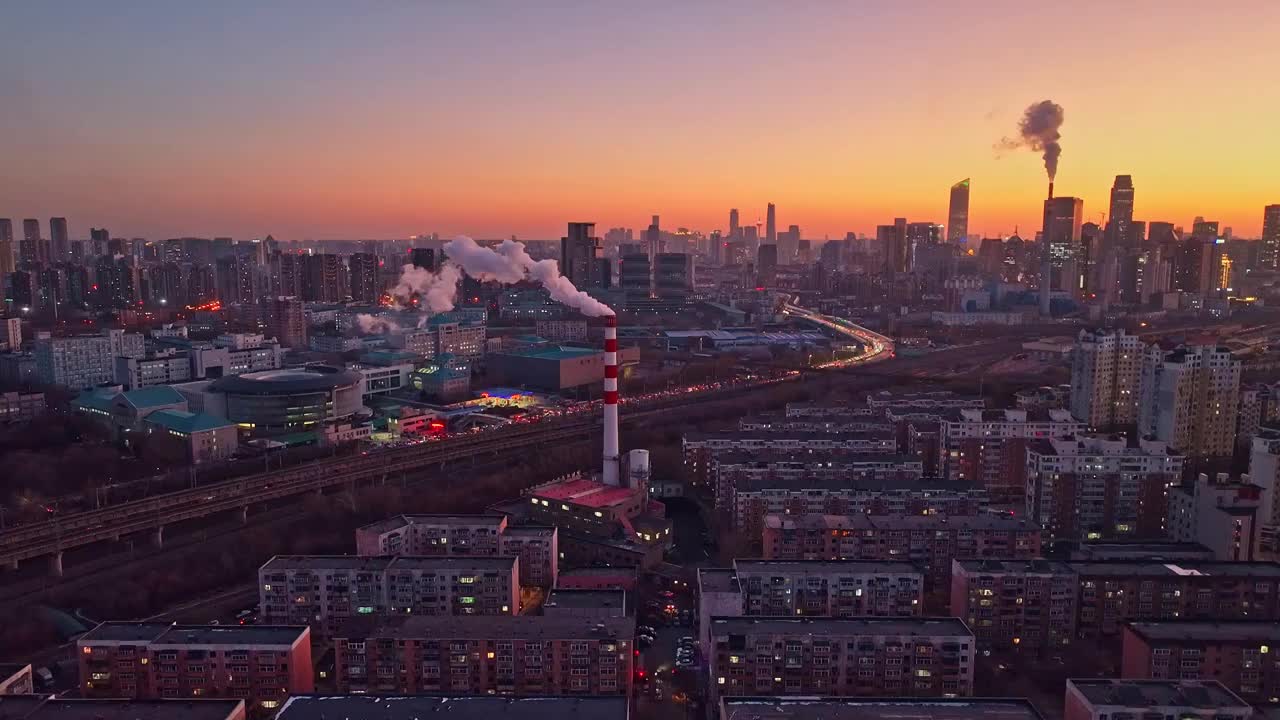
[0,219,13,276]
[1042,197,1084,294]
[560,222,604,289]
[49,217,69,262]
[644,215,661,260]
[260,296,307,349]
[1261,205,1280,270]
[878,220,909,275]
[89,228,111,258]
[765,203,777,244]
[1147,221,1177,245]
[1070,328,1144,429]
[1138,344,1241,459]
[729,208,740,238]
[947,179,969,243]
[21,219,41,265]
[349,252,381,303]
[1105,175,1135,248]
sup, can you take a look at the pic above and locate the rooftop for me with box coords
[764,513,1033,533]
[119,386,187,409]
[358,514,506,534]
[339,614,634,641]
[1126,621,1280,643]
[276,696,629,720]
[685,429,895,443]
[954,559,1074,575]
[145,409,234,433]
[16,698,246,720]
[530,477,639,509]
[503,525,557,538]
[544,589,627,611]
[503,345,601,361]
[209,367,361,394]
[733,559,921,576]
[79,622,172,643]
[150,624,308,647]
[261,555,394,572]
[1070,541,1214,561]
[719,698,1043,720]
[710,616,972,638]
[1070,561,1280,578]
[384,556,517,572]
[1068,679,1249,710]
[698,568,741,594]
[740,476,985,493]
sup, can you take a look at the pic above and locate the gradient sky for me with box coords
[2,1,1277,241]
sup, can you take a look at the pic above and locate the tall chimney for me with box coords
[1048,181,1054,200]
[602,314,620,486]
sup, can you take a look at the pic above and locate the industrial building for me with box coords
[707,617,976,706]
[77,622,312,714]
[331,614,634,696]
[487,343,639,394]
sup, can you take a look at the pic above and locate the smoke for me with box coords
[355,314,401,335]
[390,262,462,313]
[442,235,614,317]
[998,100,1065,180]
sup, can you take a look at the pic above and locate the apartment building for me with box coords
[1248,425,1280,557]
[1063,679,1251,720]
[864,390,986,411]
[730,559,923,618]
[77,622,312,714]
[1167,473,1264,561]
[34,328,145,388]
[0,391,45,425]
[1138,345,1241,459]
[738,413,898,434]
[1121,621,1280,703]
[258,555,518,630]
[1025,435,1183,541]
[711,451,924,515]
[949,560,1077,653]
[717,698,1044,720]
[332,615,634,696]
[762,514,1041,598]
[734,478,989,536]
[6,699,247,720]
[684,430,897,487]
[356,515,508,557]
[1073,561,1280,637]
[500,526,559,587]
[939,408,1085,499]
[1070,328,1144,429]
[277,695,629,720]
[707,617,976,707]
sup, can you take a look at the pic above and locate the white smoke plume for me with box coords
[391,262,462,313]
[443,235,614,317]
[355,313,401,335]
[998,100,1065,180]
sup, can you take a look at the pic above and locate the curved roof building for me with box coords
[208,367,363,437]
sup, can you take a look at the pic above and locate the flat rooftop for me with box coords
[80,622,172,643]
[710,617,971,638]
[738,476,983,493]
[261,555,517,573]
[151,624,308,647]
[358,514,506,533]
[954,559,1074,575]
[261,555,394,572]
[17,698,246,720]
[544,589,627,611]
[685,430,895,442]
[277,696,629,720]
[733,559,921,576]
[1126,621,1280,643]
[1070,541,1213,561]
[1068,679,1249,709]
[1070,561,1280,578]
[719,698,1043,720]
[699,568,742,594]
[340,614,634,641]
[385,556,517,572]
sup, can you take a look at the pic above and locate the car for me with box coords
[638,625,656,635]
[679,636,695,647]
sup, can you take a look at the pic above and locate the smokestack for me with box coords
[602,314,620,486]
[1048,181,1054,200]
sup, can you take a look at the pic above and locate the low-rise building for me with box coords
[1072,561,1280,637]
[355,515,558,588]
[1121,621,1280,703]
[717,698,1044,720]
[949,559,1077,653]
[141,410,238,465]
[706,559,923,619]
[77,622,312,714]
[74,386,188,439]
[0,663,33,695]
[710,451,923,515]
[1063,679,1251,720]
[525,475,671,554]
[0,391,45,425]
[1025,435,1183,541]
[735,479,989,536]
[707,617,976,707]
[258,555,519,630]
[332,614,634,696]
[114,351,192,389]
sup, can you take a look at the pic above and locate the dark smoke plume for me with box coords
[999,100,1065,180]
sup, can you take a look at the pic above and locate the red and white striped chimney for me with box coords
[602,313,621,486]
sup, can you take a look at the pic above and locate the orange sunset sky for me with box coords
[1,1,1277,241]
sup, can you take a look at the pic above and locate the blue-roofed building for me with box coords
[74,386,189,439]
[143,410,239,465]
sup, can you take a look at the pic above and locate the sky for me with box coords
[2,1,1278,242]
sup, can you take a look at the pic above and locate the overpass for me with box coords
[781,302,895,367]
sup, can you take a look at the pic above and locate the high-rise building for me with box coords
[950,559,1076,652]
[654,253,694,297]
[879,218,909,274]
[618,253,651,296]
[729,208,740,238]
[48,217,69,262]
[89,227,110,258]
[1261,204,1280,270]
[1070,328,1145,429]
[409,247,435,271]
[1246,425,1280,557]
[1043,197,1084,294]
[260,296,307,349]
[906,223,943,270]
[1105,175,1135,249]
[947,179,970,243]
[1138,345,1241,459]
[644,215,661,259]
[1148,221,1177,245]
[349,252,381,303]
[20,219,41,265]
[302,254,343,302]
[1192,219,1219,237]
[560,222,605,289]
[766,203,777,243]
[0,218,14,275]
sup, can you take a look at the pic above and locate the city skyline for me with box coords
[1,2,1277,241]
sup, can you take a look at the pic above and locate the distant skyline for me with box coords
[1,1,1277,241]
